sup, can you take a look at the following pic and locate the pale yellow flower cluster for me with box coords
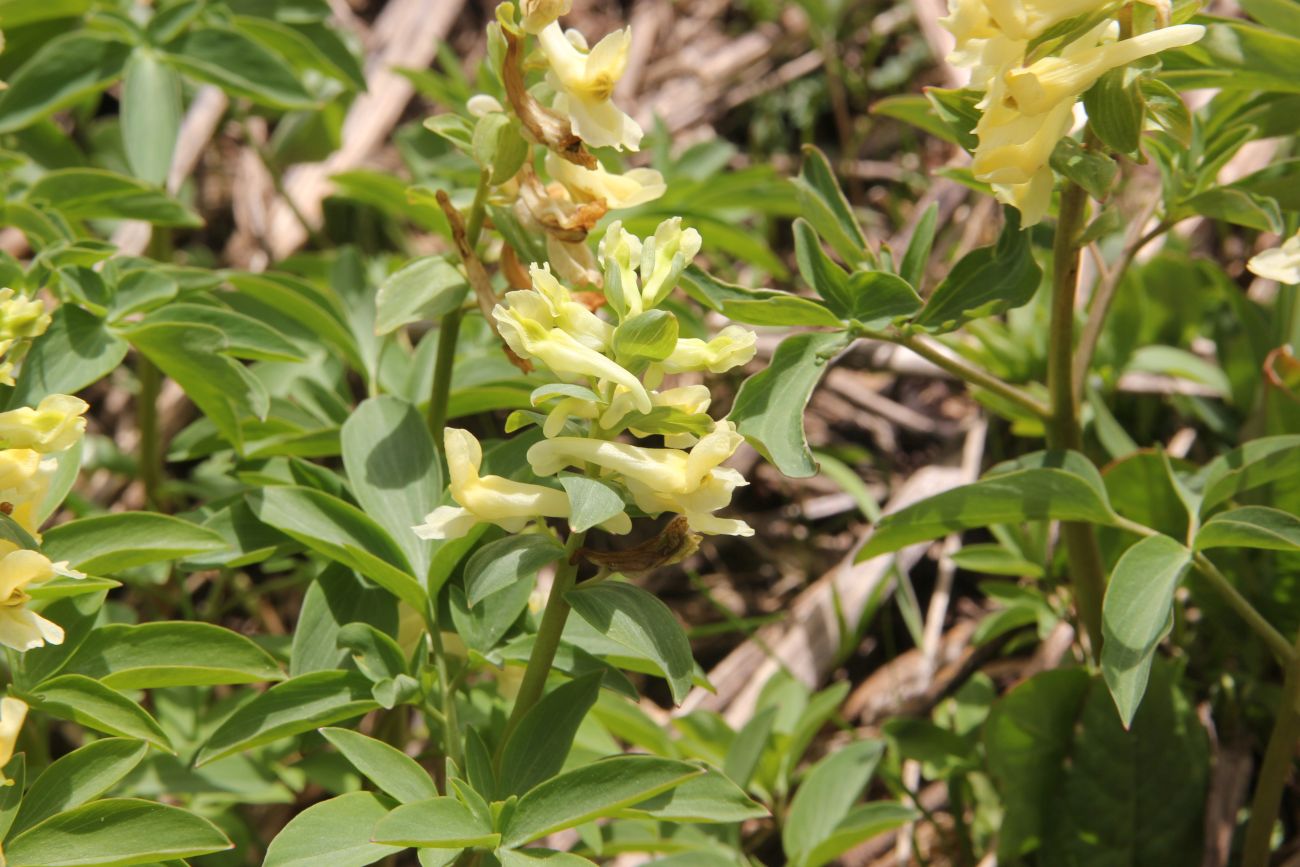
[942,0,1203,224]
[0,292,88,654]
[414,219,757,542]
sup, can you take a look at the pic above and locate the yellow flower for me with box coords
[0,288,50,341]
[660,325,757,375]
[537,22,642,151]
[0,696,27,776]
[639,218,702,310]
[598,221,644,317]
[0,394,88,454]
[622,469,753,537]
[600,384,712,444]
[0,449,54,536]
[466,94,505,117]
[413,429,630,539]
[520,0,572,34]
[493,277,651,413]
[0,548,63,651]
[545,152,665,210]
[1248,232,1300,284]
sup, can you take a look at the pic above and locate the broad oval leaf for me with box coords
[121,50,182,185]
[1198,435,1300,514]
[1194,505,1300,552]
[783,739,885,865]
[465,534,565,609]
[163,27,314,109]
[196,670,379,766]
[566,581,694,704]
[370,796,498,848]
[8,305,128,407]
[263,791,403,867]
[26,169,201,227]
[1100,535,1193,727]
[374,255,467,335]
[615,768,768,824]
[11,738,148,837]
[320,727,439,805]
[40,512,226,573]
[22,674,171,751]
[5,798,231,867]
[499,673,603,798]
[61,622,284,688]
[0,32,130,134]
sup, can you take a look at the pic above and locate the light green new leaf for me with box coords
[5,799,231,867]
[465,535,564,607]
[783,739,884,865]
[859,451,1116,560]
[251,485,426,609]
[264,791,401,867]
[163,27,314,108]
[196,670,379,766]
[341,396,442,581]
[11,738,149,836]
[500,756,703,847]
[0,32,130,133]
[499,673,603,798]
[41,512,226,573]
[730,330,853,478]
[375,255,468,335]
[558,476,626,534]
[0,0,92,26]
[320,727,439,805]
[1101,535,1192,727]
[1194,506,1300,552]
[26,169,201,227]
[371,797,498,848]
[613,310,679,363]
[566,582,694,704]
[121,51,182,185]
[61,622,283,688]
[23,675,171,751]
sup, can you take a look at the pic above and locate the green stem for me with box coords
[495,530,586,762]
[425,173,491,436]
[1242,630,1300,867]
[137,354,163,511]
[1192,554,1295,667]
[1047,181,1106,660]
[425,602,463,770]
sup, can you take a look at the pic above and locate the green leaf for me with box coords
[9,305,128,406]
[950,543,1044,577]
[5,799,231,867]
[196,670,379,766]
[557,476,626,534]
[23,675,170,751]
[121,51,181,185]
[1239,0,1300,37]
[899,202,938,290]
[871,94,965,147]
[341,396,443,581]
[11,738,149,837]
[613,310,679,363]
[0,0,92,26]
[723,705,777,789]
[137,303,304,362]
[783,740,885,865]
[0,32,129,134]
[263,792,402,867]
[720,295,843,327]
[163,27,314,108]
[1163,20,1300,94]
[792,145,869,266]
[859,451,1116,560]
[0,754,23,840]
[1100,536,1192,727]
[497,851,596,867]
[1181,187,1282,233]
[913,209,1042,333]
[231,15,365,91]
[464,534,564,607]
[500,756,703,847]
[124,321,268,452]
[26,169,200,227]
[499,673,603,798]
[1194,506,1300,552]
[800,803,917,867]
[290,565,397,677]
[566,582,694,704]
[14,591,106,690]
[250,486,426,609]
[842,270,923,330]
[370,797,498,848]
[374,256,468,335]
[320,728,439,805]
[793,218,852,316]
[1049,137,1118,200]
[472,112,530,184]
[614,768,767,823]
[729,330,852,478]
[61,622,284,688]
[1199,434,1300,513]
[41,512,226,573]
[1083,67,1144,155]
[923,87,982,151]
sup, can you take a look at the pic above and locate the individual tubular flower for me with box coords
[600,384,712,444]
[536,22,642,151]
[637,217,702,310]
[494,279,652,413]
[0,289,50,341]
[544,152,665,210]
[530,264,613,350]
[413,428,631,539]
[660,325,758,375]
[0,696,26,778]
[1248,232,1300,284]
[0,547,64,651]
[599,221,644,317]
[0,394,88,454]
[520,0,572,34]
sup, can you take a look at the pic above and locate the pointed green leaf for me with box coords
[61,622,283,688]
[499,673,603,797]
[41,513,226,574]
[23,675,171,751]
[371,797,498,848]
[5,799,231,867]
[12,739,149,836]
[121,51,182,185]
[1194,506,1300,552]
[264,791,401,867]
[320,728,439,805]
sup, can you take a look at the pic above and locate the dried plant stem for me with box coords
[1048,180,1106,659]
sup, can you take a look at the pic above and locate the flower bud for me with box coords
[520,0,572,34]
[1248,233,1300,285]
[0,394,88,454]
